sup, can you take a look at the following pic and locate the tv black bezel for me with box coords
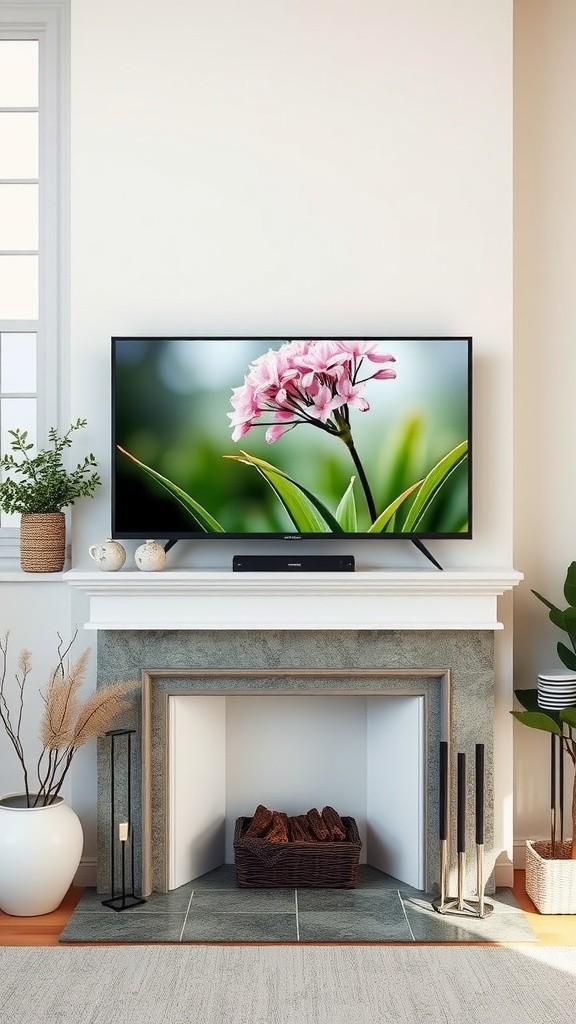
[111,335,473,543]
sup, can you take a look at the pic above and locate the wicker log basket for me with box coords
[234,813,362,888]
[20,512,66,573]
[525,840,576,914]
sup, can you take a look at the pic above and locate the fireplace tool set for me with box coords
[432,740,493,918]
[101,728,146,912]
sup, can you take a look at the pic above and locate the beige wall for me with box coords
[514,0,576,855]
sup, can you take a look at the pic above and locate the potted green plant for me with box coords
[512,560,576,912]
[0,630,138,916]
[0,418,101,571]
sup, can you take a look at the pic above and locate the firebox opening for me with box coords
[167,694,426,891]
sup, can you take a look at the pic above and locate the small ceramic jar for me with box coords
[88,538,126,572]
[135,539,166,572]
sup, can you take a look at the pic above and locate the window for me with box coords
[0,3,68,559]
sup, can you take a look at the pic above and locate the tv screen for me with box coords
[111,336,472,542]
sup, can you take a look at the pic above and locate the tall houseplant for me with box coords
[512,562,576,913]
[0,418,101,571]
[512,561,576,859]
[0,631,138,915]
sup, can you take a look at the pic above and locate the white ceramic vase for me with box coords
[0,794,84,916]
[88,538,127,572]
[135,539,166,571]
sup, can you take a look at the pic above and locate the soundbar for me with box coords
[232,555,355,573]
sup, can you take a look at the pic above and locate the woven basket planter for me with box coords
[525,840,576,914]
[234,815,362,888]
[20,512,66,573]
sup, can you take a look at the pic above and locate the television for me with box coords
[111,337,472,561]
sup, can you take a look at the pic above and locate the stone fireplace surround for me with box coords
[64,568,522,897]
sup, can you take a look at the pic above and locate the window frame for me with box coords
[0,1,69,566]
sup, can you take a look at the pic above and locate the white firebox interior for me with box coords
[168,693,425,890]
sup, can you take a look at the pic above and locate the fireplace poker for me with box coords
[438,740,448,909]
[433,743,493,919]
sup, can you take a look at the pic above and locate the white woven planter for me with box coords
[525,840,576,914]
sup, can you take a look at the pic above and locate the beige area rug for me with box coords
[1,945,576,1024]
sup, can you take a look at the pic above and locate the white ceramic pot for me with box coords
[88,538,127,572]
[135,539,166,572]
[0,794,84,916]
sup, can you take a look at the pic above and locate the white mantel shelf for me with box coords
[63,568,523,631]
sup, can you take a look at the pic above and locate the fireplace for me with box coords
[64,567,522,897]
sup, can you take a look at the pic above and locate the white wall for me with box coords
[69,0,513,571]
[513,0,576,858]
[1,0,516,880]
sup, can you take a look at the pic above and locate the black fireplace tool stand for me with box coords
[101,728,146,912]
[432,742,494,919]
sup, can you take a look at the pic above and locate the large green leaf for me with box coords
[336,477,357,531]
[558,641,576,672]
[401,442,468,532]
[117,446,224,533]
[511,711,562,735]
[513,688,540,712]
[367,479,423,534]
[532,589,558,616]
[225,451,344,533]
[561,607,576,653]
[564,562,576,606]
[560,707,576,728]
[513,689,562,728]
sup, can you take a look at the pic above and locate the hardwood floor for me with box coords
[1,873,575,946]
[0,886,84,946]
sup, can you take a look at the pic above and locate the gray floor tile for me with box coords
[73,887,191,913]
[181,911,298,942]
[190,888,295,913]
[491,886,528,911]
[59,911,186,943]
[401,893,538,942]
[356,865,417,891]
[298,890,410,942]
[298,908,413,942]
[189,865,238,890]
[297,889,402,913]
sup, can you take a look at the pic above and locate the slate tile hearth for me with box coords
[59,865,538,945]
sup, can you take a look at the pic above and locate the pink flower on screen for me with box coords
[228,338,396,443]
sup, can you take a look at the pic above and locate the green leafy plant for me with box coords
[0,418,101,515]
[511,561,576,858]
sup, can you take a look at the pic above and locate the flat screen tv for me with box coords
[111,337,472,555]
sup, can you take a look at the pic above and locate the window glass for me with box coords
[0,113,38,178]
[0,396,37,527]
[0,255,38,318]
[0,41,38,106]
[0,184,38,249]
[0,333,37,392]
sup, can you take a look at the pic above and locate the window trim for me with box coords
[0,1,69,566]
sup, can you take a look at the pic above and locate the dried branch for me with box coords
[0,632,139,806]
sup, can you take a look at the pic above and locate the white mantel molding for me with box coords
[63,568,523,631]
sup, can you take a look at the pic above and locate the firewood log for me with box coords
[244,803,274,838]
[321,805,347,841]
[306,807,330,841]
[263,810,289,843]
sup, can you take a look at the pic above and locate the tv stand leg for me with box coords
[410,538,443,570]
[164,539,178,554]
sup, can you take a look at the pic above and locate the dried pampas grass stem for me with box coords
[0,630,139,807]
